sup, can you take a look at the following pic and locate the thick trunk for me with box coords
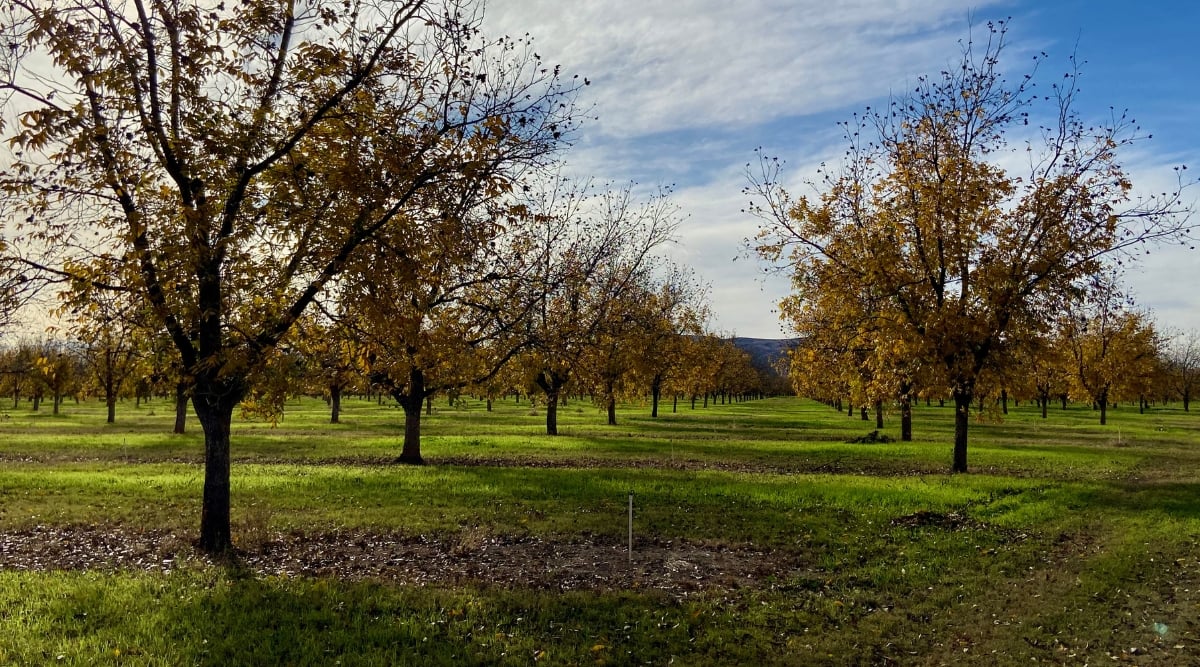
[1000,389,1008,415]
[329,383,341,424]
[398,398,425,464]
[53,391,61,415]
[953,387,972,473]
[546,390,559,435]
[174,381,188,434]
[1184,389,1190,412]
[1099,390,1108,426]
[193,389,236,553]
[874,400,884,429]
[860,406,868,421]
[534,370,564,436]
[899,384,912,442]
[106,396,116,424]
[397,368,426,464]
[1040,392,1048,419]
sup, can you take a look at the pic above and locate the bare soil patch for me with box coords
[0,525,806,599]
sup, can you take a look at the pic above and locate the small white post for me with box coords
[627,490,634,563]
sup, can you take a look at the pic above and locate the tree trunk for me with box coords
[1060,394,1068,410]
[486,398,493,412]
[874,400,884,429]
[106,396,116,424]
[173,381,188,434]
[192,389,237,553]
[1040,392,1048,419]
[952,386,972,473]
[1099,390,1108,426]
[860,406,868,421]
[53,390,61,415]
[397,368,426,464]
[650,375,662,418]
[1000,389,1008,415]
[672,393,677,413]
[848,401,854,417]
[607,396,617,426]
[546,390,559,436]
[1184,388,1190,412]
[329,383,342,424]
[900,383,913,442]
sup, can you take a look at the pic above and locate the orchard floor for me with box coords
[1,394,1199,665]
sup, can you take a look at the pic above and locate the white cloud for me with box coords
[484,0,1012,139]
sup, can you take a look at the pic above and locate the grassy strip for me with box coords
[2,396,1200,663]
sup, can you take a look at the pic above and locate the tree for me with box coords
[749,22,1192,472]
[523,181,679,435]
[629,267,708,419]
[2,0,581,551]
[1061,274,1160,425]
[1164,329,1200,411]
[56,281,145,423]
[345,197,536,464]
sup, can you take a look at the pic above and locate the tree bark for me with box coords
[545,390,559,435]
[650,375,662,418]
[396,368,426,464]
[874,400,884,429]
[174,381,188,434]
[193,387,237,553]
[1099,390,1108,426]
[953,386,972,473]
[1000,389,1008,415]
[329,383,341,424]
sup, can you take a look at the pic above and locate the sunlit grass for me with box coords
[3,394,1200,663]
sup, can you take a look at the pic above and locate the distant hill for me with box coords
[731,337,798,378]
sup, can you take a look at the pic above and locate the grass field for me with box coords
[1,393,1199,665]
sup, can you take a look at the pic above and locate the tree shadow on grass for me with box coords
[1072,481,1200,520]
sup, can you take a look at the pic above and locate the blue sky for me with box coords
[486,1,1200,338]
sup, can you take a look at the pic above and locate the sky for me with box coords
[484,0,1200,339]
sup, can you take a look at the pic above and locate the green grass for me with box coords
[2,394,1200,664]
